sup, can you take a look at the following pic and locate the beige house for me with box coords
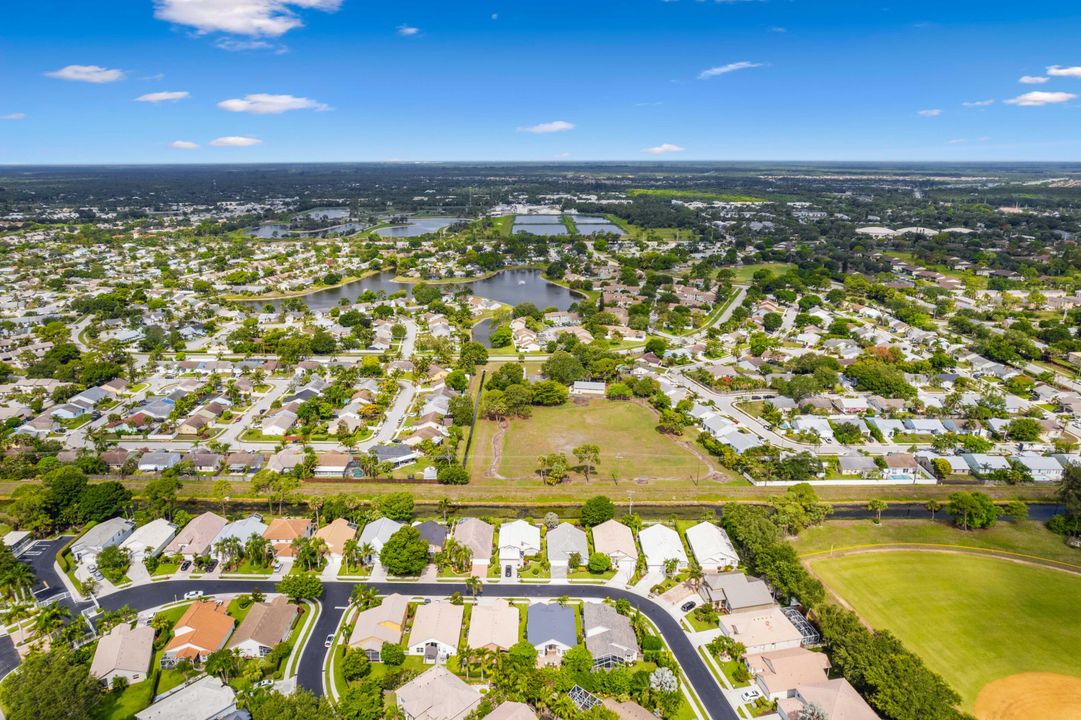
[486,702,538,720]
[396,666,482,720]
[408,601,464,663]
[349,593,410,660]
[777,678,880,720]
[747,647,831,699]
[452,517,494,573]
[314,517,358,559]
[591,519,638,565]
[601,699,656,720]
[466,599,519,651]
[90,623,155,684]
[164,512,227,559]
[263,517,313,558]
[226,595,298,658]
[719,607,804,655]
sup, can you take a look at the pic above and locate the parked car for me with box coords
[179,560,192,571]
[680,600,697,612]
[183,590,204,600]
[254,679,274,688]
[324,634,334,648]
[740,689,761,703]
[205,559,218,572]
[273,561,282,573]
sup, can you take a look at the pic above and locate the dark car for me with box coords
[205,559,218,572]
[179,560,192,572]
[680,600,697,612]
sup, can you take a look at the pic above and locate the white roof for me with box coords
[1015,455,1064,471]
[684,522,739,568]
[498,519,541,553]
[135,675,238,720]
[358,517,404,550]
[120,519,177,556]
[637,524,687,567]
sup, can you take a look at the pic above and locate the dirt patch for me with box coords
[488,419,509,480]
[974,673,1081,720]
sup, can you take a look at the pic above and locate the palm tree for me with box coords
[686,559,704,590]
[245,533,271,569]
[461,647,474,680]
[464,575,482,598]
[358,542,375,568]
[310,536,329,570]
[437,497,453,523]
[33,604,71,640]
[351,585,378,610]
[477,648,494,680]
[926,499,942,520]
[308,497,325,528]
[343,538,361,572]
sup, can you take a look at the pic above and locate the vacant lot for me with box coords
[725,262,795,283]
[809,552,1081,712]
[470,399,720,484]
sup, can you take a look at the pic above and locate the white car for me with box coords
[324,634,334,648]
[740,689,761,703]
[183,590,204,600]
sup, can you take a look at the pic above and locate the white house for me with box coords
[637,524,688,573]
[1014,455,1065,482]
[71,517,135,565]
[570,381,606,396]
[357,517,405,564]
[684,522,739,573]
[497,520,541,579]
[119,518,177,561]
[408,601,464,663]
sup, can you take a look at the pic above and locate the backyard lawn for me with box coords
[808,551,1081,710]
[469,399,720,484]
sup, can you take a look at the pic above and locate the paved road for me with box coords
[97,578,737,720]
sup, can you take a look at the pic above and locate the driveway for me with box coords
[0,634,20,681]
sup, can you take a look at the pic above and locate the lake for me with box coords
[247,221,369,239]
[246,268,580,313]
[374,217,467,238]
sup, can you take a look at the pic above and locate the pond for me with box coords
[373,217,468,238]
[298,207,350,221]
[246,221,369,238]
[246,268,581,314]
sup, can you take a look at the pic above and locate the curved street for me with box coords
[96,578,737,720]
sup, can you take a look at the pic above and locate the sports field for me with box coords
[469,398,719,483]
[809,551,1081,713]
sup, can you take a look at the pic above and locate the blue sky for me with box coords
[2,0,1081,163]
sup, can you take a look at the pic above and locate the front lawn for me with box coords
[92,679,156,720]
[809,551,1081,709]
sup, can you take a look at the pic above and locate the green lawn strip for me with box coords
[792,518,1081,570]
[809,551,1081,709]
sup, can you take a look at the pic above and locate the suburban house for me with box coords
[262,517,313,558]
[119,518,177,561]
[163,600,235,663]
[396,666,482,720]
[684,521,740,572]
[226,595,298,658]
[71,517,135,564]
[211,515,269,559]
[414,521,448,553]
[582,602,639,668]
[776,678,880,720]
[137,451,182,473]
[637,524,688,572]
[486,702,539,720]
[718,607,804,655]
[961,453,1011,475]
[466,599,519,651]
[882,452,919,480]
[372,443,420,468]
[570,381,606,396]
[165,512,228,560]
[747,647,831,700]
[601,699,656,720]
[358,517,405,564]
[314,518,358,559]
[408,600,464,663]
[527,603,577,666]
[699,573,775,613]
[314,451,355,478]
[1013,455,1065,482]
[134,675,241,720]
[591,519,638,566]
[546,523,589,572]
[497,519,541,578]
[452,517,494,573]
[349,593,410,661]
[261,409,297,436]
[90,623,155,684]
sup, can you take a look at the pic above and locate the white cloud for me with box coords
[697,61,762,79]
[1005,91,1077,106]
[961,99,994,107]
[1019,75,1048,84]
[917,108,942,117]
[518,120,575,134]
[491,13,498,20]
[216,38,275,51]
[0,113,26,121]
[218,93,329,113]
[397,24,419,36]
[135,91,190,103]
[946,138,967,144]
[210,136,263,146]
[154,0,342,37]
[1047,65,1081,78]
[641,143,686,155]
[170,140,200,149]
[768,26,786,33]
[45,64,124,83]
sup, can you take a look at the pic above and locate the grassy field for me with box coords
[809,552,1081,710]
[725,262,795,284]
[792,519,1081,570]
[627,189,766,203]
[469,399,722,484]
